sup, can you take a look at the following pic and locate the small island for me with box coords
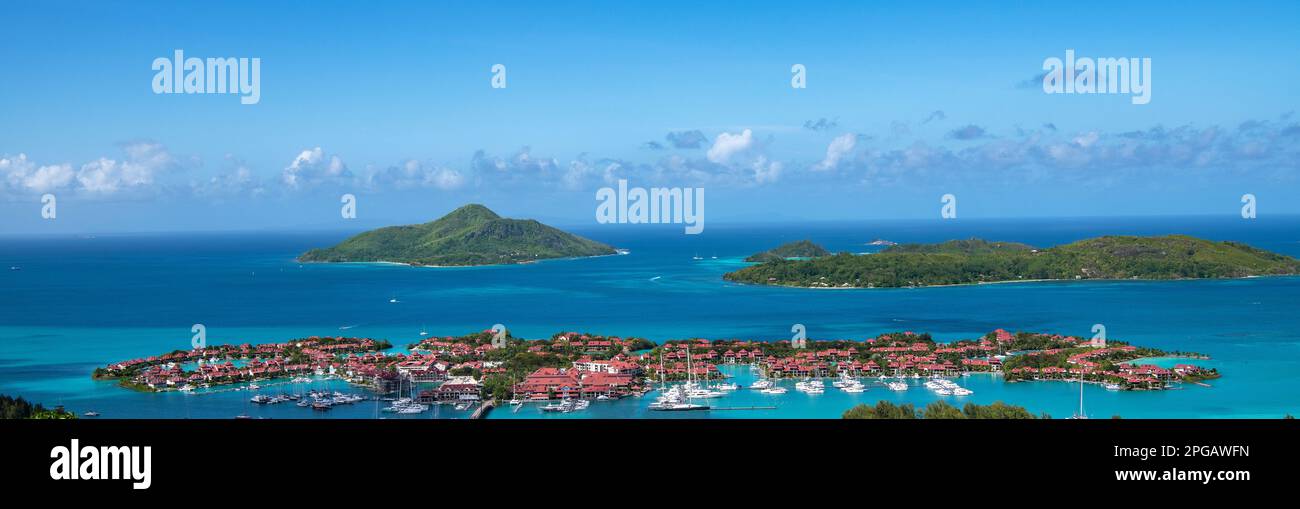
[724,235,1300,288]
[298,204,617,266]
[744,239,832,262]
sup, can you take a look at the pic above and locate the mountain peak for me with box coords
[442,203,501,221]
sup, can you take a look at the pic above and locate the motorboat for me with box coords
[749,379,774,390]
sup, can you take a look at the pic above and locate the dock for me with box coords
[470,399,496,419]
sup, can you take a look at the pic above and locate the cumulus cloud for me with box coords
[1,141,185,199]
[813,133,858,171]
[1,154,74,194]
[364,159,465,191]
[281,147,352,190]
[836,119,1300,187]
[470,146,560,180]
[193,156,266,199]
[706,129,757,165]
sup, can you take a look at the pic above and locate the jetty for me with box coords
[470,399,496,419]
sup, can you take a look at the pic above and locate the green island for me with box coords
[298,204,617,266]
[0,394,76,419]
[723,235,1300,288]
[744,239,832,262]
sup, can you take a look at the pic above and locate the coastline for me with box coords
[727,273,1300,291]
[296,251,623,269]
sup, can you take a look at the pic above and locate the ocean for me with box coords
[1,215,1297,419]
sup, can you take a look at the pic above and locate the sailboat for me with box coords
[1070,374,1089,419]
[649,349,709,411]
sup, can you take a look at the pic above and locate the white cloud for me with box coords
[1,154,76,194]
[814,133,857,171]
[364,159,465,191]
[706,129,756,164]
[282,147,352,190]
[1,142,182,198]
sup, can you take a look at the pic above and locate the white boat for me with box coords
[685,388,725,399]
[749,379,774,390]
[952,388,973,396]
[886,382,908,391]
[540,399,578,413]
[648,350,710,412]
[714,382,739,391]
[934,388,953,396]
[178,384,195,392]
[1103,383,1122,391]
[841,385,866,393]
[760,386,788,395]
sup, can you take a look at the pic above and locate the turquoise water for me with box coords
[1,216,1298,418]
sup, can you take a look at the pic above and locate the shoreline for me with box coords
[727,273,1300,291]
[296,251,623,269]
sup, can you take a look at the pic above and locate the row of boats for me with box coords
[922,378,974,396]
[249,388,367,411]
[539,398,591,413]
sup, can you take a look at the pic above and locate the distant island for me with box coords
[724,235,1300,288]
[744,239,832,262]
[298,204,617,266]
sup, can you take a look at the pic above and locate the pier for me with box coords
[470,399,496,419]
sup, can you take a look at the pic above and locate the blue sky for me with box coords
[1,0,1298,233]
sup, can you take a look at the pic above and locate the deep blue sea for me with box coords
[2,215,1298,419]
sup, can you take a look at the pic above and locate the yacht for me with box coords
[1103,383,1122,391]
[714,382,739,391]
[540,399,577,413]
[886,381,909,391]
[760,386,788,395]
[178,384,195,393]
[841,384,866,393]
[952,387,974,396]
[83,411,99,417]
[934,388,953,396]
[686,387,725,399]
[749,379,774,390]
[648,350,710,411]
